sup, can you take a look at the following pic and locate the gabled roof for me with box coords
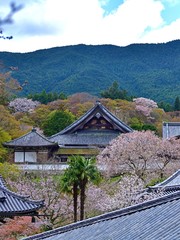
[0,176,44,218]
[163,122,180,139]
[23,191,180,240]
[4,128,58,148]
[49,101,133,145]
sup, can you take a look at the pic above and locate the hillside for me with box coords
[0,40,180,103]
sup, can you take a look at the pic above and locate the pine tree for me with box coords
[174,96,180,111]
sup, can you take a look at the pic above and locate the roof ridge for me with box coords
[34,129,57,144]
[4,128,57,146]
[24,191,180,239]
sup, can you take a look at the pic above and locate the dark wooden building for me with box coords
[0,175,44,220]
[4,128,58,163]
[49,101,133,162]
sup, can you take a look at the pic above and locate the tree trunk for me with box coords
[80,179,87,221]
[73,182,78,222]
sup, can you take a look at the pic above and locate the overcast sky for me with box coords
[0,0,180,53]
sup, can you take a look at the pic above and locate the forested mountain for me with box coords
[0,40,180,103]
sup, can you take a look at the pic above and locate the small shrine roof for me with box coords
[4,128,58,148]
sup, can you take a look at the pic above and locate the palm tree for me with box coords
[60,163,79,222]
[60,155,101,222]
[75,156,101,220]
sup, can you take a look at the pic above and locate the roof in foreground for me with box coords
[4,128,57,148]
[0,176,44,217]
[24,191,180,240]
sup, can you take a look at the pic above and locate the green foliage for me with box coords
[0,41,180,103]
[100,81,133,101]
[28,90,67,104]
[0,72,22,105]
[174,96,180,111]
[0,105,23,139]
[130,118,157,132]
[146,176,166,187]
[0,127,11,162]
[0,162,20,179]
[29,105,51,128]
[42,109,75,136]
[158,101,173,112]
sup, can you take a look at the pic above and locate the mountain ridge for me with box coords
[0,40,180,103]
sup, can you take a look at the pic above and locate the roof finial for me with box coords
[32,127,36,132]
[96,100,101,105]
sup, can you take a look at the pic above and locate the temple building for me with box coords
[4,128,58,163]
[49,101,133,162]
[0,175,44,221]
[4,102,133,163]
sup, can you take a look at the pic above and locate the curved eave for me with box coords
[0,185,45,216]
[3,128,58,148]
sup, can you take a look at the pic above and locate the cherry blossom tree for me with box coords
[8,171,73,227]
[97,131,180,182]
[9,98,40,113]
[133,97,158,117]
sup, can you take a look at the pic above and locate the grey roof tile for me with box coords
[4,128,57,148]
[23,191,180,240]
[51,130,120,146]
[0,176,44,217]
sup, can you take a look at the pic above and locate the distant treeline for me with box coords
[158,96,180,112]
[27,84,180,112]
[27,90,67,104]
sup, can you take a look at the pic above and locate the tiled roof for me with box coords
[50,130,120,146]
[0,176,44,217]
[4,128,58,148]
[163,122,180,139]
[23,191,180,240]
[49,101,133,145]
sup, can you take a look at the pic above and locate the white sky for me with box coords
[0,0,180,53]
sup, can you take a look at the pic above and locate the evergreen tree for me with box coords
[100,81,131,100]
[174,96,180,111]
[42,109,75,136]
